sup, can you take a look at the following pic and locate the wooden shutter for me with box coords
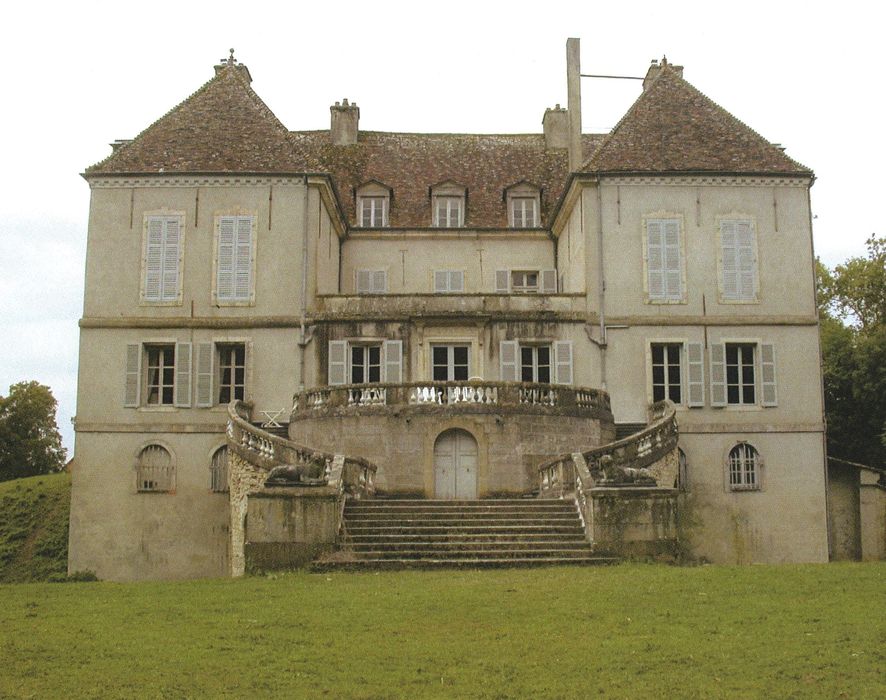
[144,218,164,301]
[450,270,464,292]
[647,219,681,300]
[760,343,778,406]
[736,221,756,301]
[196,343,214,407]
[175,342,192,407]
[663,220,681,299]
[234,216,253,301]
[499,340,518,381]
[328,341,348,385]
[541,269,558,294]
[554,341,573,385]
[495,270,510,293]
[217,217,236,301]
[124,343,141,407]
[356,270,371,294]
[646,220,665,299]
[372,270,387,294]
[721,220,739,299]
[686,342,705,407]
[162,217,181,301]
[434,270,448,293]
[710,343,727,407]
[383,340,403,383]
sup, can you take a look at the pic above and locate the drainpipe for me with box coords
[298,175,310,392]
[596,176,607,392]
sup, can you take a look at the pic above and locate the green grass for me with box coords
[0,472,70,583]
[1,563,884,698]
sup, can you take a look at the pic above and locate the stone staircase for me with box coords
[314,498,616,571]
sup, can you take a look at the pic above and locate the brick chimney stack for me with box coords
[330,99,360,146]
[542,104,569,150]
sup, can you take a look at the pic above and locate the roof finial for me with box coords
[661,55,668,67]
[228,48,236,66]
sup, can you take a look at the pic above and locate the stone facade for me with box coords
[69,42,838,580]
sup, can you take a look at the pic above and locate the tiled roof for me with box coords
[582,65,811,174]
[86,61,811,228]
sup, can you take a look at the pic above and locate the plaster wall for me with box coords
[827,461,861,560]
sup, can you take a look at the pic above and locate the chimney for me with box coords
[566,38,583,171]
[643,56,683,91]
[213,48,252,83]
[542,104,569,149]
[330,98,360,146]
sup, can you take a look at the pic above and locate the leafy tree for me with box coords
[817,236,886,467]
[0,381,67,482]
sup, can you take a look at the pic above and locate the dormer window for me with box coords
[505,182,541,228]
[431,181,466,228]
[355,181,392,228]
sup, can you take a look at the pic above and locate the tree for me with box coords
[817,236,886,468]
[0,381,67,482]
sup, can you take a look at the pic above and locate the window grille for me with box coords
[728,443,760,490]
[210,446,229,493]
[136,444,174,492]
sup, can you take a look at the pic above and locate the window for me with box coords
[710,342,777,407]
[510,197,538,228]
[719,219,757,302]
[142,214,183,303]
[645,217,683,302]
[500,340,572,385]
[210,446,229,493]
[495,269,557,294]
[432,345,470,381]
[676,448,689,491]
[124,342,191,408]
[136,444,174,492]
[651,343,682,404]
[435,196,463,227]
[145,345,176,406]
[216,215,254,304]
[217,344,246,404]
[728,443,761,491]
[356,269,387,294]
[434,270,465,293]
[359,196,388,227]
[327,340,403,385]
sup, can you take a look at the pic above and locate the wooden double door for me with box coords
[433,429,478,499]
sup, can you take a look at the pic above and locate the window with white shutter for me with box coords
[720,219,758,302]
[383,340,403,383]
[499,340,518,381]
[495,270,510,293]
[710,343,727,407]
[760,343,778,406]
[356,270,387,294]
[646,218,683,302]
[174,342,192,407]
[196,343,214,407]
[686,342,705,407]
[328,341,348,385]
[216,215,254,304]
[143,215,183,303]
[540,270,558,294]
[553,341,573,385]
[434,270,465,293]
[124,344,141,407]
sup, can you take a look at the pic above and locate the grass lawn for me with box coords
[1,563,884,698]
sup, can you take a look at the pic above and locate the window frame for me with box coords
[209,445,230,493]
[358,195,389,227]
[216,342,247,405]
[717,215,759,304]
[727,442,762,491]
[519,344,553,384]
[135,442,175,493]
[144,343,176,407]
[430,343,471,381]
[431,182,467,228]
[650,341,684,405]
[212,212,257,306]
[433,270,465,293]
[642,213,686,304]
[355,269,388,294]
[140,211,185,306]
[350,343,383,384]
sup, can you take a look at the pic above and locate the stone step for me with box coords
[349,540,590,552]
[312,556,618,572]
[360,499,562,506]
[347,548,595,560]
[345,509,577,520]
[347,532,590,543]
[346,524,586,536]
[346,517,580,528]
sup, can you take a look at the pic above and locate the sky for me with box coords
[0,1,882,454]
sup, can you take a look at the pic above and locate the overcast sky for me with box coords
[1,1,881,453]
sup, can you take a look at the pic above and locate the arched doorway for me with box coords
[433,429,478,499]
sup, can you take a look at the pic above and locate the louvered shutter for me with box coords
[646,221,665,299]
[554,341,573,385]
[144,218,164,301]
[710,343,727,407]
[721,220,739,299]
[760,343,777,406]
[175,342,192,407]
[328,341,348,385]
[124,344,141,407]
[663,220,681,299]
[234,216,253,301]
[499,340,518,381]
[383,340,403,383]
[449,270,464,292]
[541,269,558,294]
[736,221,756,301]
[356,270,371,294]
[495,270,510,293]
[217,217,236,301]
[372,271,387,293]
[434,270,448,292]
[162,218,181,301]
[686,342,705,407]
[196,343,214,407]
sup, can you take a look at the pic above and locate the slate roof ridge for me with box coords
[580,64,812,175]
[85,64,293,174]
[291,129,605,141]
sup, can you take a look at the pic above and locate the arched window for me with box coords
[136,444,174,492]
[210,446,230,493]
[675,448,688,491]
[728,443,760,491]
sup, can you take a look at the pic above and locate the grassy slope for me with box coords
[1,563,884,699]
[0,473,70,583]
